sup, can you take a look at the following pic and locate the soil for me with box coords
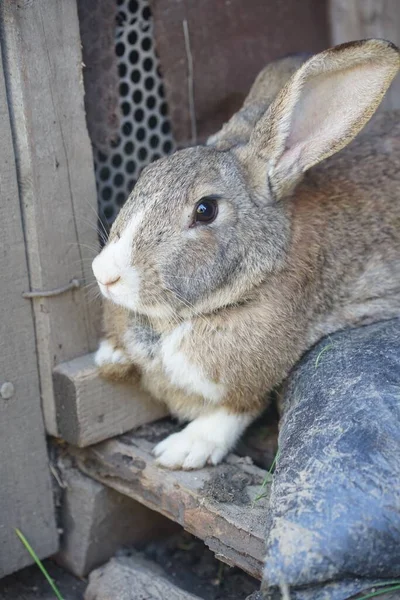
[201,464,256,505]
[0,529,259,600]
[0,560,86,600]
[139,529,260,600]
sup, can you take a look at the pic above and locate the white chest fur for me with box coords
[124,320,226,404]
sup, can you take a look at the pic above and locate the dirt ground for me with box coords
[0,529,259,600]
[140,530,259,599]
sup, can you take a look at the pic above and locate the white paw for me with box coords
[153,428,228,470]
[94,339,130,367]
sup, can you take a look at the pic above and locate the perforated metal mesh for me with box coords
[94,0,175,226]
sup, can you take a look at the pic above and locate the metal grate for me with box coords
[94,0,175,226]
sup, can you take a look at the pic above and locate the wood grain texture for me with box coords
[53,354,168,447]
[0,44,58,578]
[329,0,400,109]
[0,0,101,436]
[74,431,269,579]
[150,0,329,145]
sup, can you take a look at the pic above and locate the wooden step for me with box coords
[73,421,270,580]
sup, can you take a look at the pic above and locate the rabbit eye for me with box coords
[193,197,218,225]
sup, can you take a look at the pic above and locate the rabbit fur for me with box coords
[92,40,400,470]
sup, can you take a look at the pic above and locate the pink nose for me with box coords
[98,276,121,287]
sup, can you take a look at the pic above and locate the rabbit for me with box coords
[92,39,400,470]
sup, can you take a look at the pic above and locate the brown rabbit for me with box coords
[92,40,400,470]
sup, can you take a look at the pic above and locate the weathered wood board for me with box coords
[0,0,101,436]
[150,0,329,145]
[329,0,400,110]
[53,353,168,447]
[74,427,269,580]
[0,44,58,578]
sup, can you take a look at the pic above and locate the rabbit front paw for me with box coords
[153,409,253,470]
[153,428,227,470]
[95,339,130,366]
[95,339,138,382]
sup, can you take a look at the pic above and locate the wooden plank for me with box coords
[55,457,177,576]
[149,0,329,145]
[0,0,101,436]
[74,428,269,580]
[85,554,203,600]
[329,0,400,109]
[0,43,58,578]
[53,354,167,447]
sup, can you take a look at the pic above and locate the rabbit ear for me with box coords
[242,39,400,199]
[207,54,310,151]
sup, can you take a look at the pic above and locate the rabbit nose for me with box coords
[92,254,121,288]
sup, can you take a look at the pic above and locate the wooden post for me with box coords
[329,0,400,109]
[0,42,58,578]
[0,0,101,436]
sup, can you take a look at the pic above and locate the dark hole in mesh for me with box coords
[116,42,125,57]
[134,108,144,122]
[102,186,112,201]
[119,63,127,78]
[116,11,127,27]
[122,122,133,136]
[163,140,173,154]
[141,37,151,52]
[112,154,123,168]
[137,127,145,141]
[143,57,153,72]
[158,83,165,98]
[152,153,162,162]
[133,90,143,103]
[128,0,139,12]
[131,69,141,84]
[150,134,159,149]
[139,147,148,161]
[114,173,125,187]
[99,167,111,181]
[128,30,138,45]
[127,160,136,174]
[122,102,130,116]
[146,96,156,109]
[129,49,139,65]
[98,151,108,162]
[160,101,168,116]
[162,121,171,134]
[142,6,151,20]
[148,115,158,129]
[124,141,134,155]
[111,136,122,149]
[104,205,114,220]
[116,192,126,207]
[144,76,155,91]
[127,178,137,190]
[120,82,129,96]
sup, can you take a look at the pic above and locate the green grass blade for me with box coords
[253,449,280,503]
[15,529,64,600]
[355,583,400,600]
[315,342,334,368]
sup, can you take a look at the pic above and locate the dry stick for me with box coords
[183,19,197,145]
